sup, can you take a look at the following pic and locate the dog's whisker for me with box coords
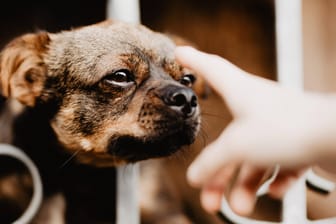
[198,128,208,148]
[59,150,80,168]
[169,149,189,164]
[201,111,230,120]
[199,118,210,130]
[198,119,210,136]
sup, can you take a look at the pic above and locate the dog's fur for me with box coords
[0,20,201,223]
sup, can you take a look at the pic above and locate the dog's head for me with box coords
[0,20,201,166]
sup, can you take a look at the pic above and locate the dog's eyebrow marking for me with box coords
[161,58,183,80]
[119,42,150,81]
[123,42,150,64]
[119,42,183,82]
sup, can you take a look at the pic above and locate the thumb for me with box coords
[187,122,243,187]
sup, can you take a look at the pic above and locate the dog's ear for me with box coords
[0,32,50,106]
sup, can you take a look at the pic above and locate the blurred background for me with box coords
[0,0,276,81]
[0,0,336,222]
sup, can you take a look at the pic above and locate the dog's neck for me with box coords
[1,99,118,203]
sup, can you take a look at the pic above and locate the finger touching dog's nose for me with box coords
[164,86,198,117]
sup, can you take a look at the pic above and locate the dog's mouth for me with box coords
[107,123,198,162]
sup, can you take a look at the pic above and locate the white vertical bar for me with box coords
[107,0,141,24]
[281,176,307,223]
[275,0,307,223]
[275,0,303,90]
[106,1,141,224]
[115,165,140,224]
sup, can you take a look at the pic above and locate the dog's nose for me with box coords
[163,86,198,117]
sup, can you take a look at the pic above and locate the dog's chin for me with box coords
[108,127,197,162]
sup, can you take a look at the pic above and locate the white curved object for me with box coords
[0,144,43,224]
[219,168,336,224]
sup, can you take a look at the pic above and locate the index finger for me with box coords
[174,46,247,99]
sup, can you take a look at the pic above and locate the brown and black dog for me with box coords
[0,20,201,223]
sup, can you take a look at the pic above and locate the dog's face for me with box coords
[0,21,200,166]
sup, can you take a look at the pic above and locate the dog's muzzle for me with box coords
[161,85,198,118]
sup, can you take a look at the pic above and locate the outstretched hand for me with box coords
[175,46,336,215]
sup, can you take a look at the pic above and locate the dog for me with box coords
[0,20,201,223]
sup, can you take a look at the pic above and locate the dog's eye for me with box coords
[103,69,134,86]
[180,74,196,87]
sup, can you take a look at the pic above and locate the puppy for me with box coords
[0,20,200,223]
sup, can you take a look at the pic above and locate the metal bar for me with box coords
[275,0,303,90]
[106,1,141,224]
[107,0,140,24]
[115,165,140,224]
[275,0,307,223]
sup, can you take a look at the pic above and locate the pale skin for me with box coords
[175,46,336,215]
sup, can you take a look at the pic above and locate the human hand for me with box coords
[199,162,304,215]
[175,46,336,215]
